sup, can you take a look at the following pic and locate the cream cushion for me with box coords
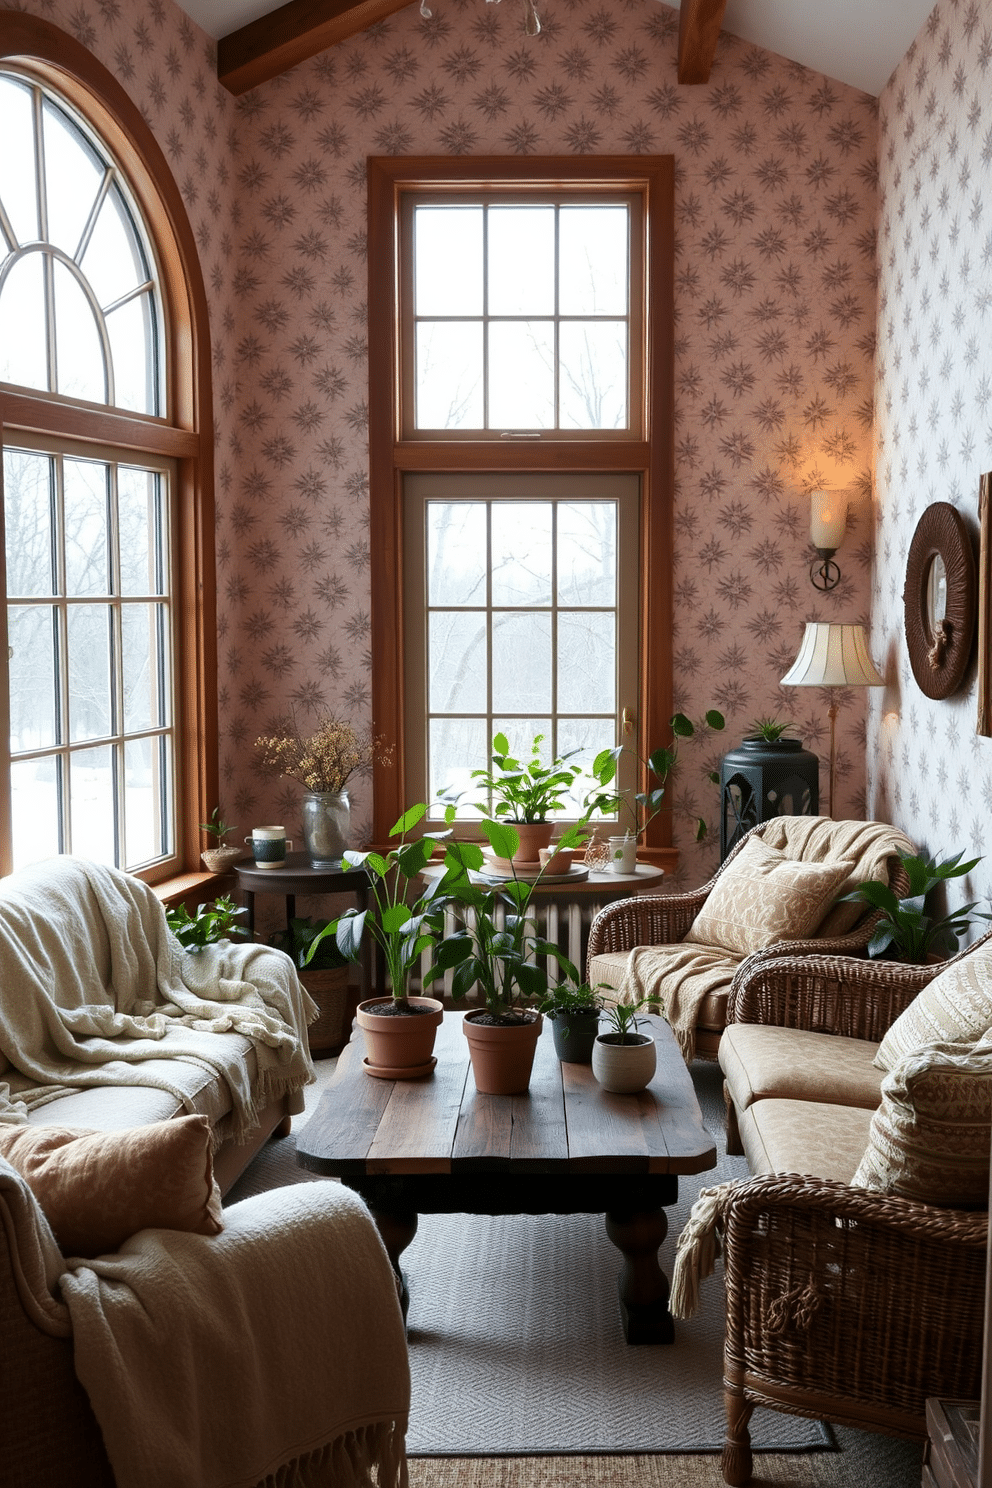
[853,1034,992,1208]
[686,837,855,958]
[0,1114,224,1257]
[875,938,992,1071]
[738,1097,873,1183]
[720,1023,884,1114]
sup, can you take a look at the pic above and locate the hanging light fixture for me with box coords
[808,489,847,592]
[420,0,540,29]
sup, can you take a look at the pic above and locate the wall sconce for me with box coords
[809,490,847,591]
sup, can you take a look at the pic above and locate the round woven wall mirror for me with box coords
[903,502,977,699]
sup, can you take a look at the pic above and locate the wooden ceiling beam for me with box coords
[677,0,727,84]
[217,0,413,95]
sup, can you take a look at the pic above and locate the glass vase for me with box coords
[301,790,350,868]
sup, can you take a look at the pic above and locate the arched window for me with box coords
[0,15,216,883]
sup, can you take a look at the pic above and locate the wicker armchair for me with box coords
[585,819,912,1060]
[715,934,992,1483]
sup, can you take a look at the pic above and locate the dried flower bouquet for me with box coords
[254,717,389,795]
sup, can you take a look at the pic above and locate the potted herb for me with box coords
[199,808,244,875]
[467,732,585,865]
[166,895,248,951]
[841,849,991,962]
[584,709,726,871]
[426,817,589,1093]
[536,982,605,1064]
[303,802,455,1077]
[744,716,795,743]
[271,917,351,1053]
[591,1000,657,1093]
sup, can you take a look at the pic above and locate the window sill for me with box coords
[151,870,228,907]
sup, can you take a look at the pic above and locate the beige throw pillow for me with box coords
[0,1114,224,1257]
[852,1033,992,1208]
[686,837,855,958]
[875,938,992,1071]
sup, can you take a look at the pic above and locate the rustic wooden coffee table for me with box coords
[296,1012,716,1344]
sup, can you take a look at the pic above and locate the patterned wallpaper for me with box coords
[872,0,992,915]
[10,0,887,884]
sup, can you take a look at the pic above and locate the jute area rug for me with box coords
[226,1055,924,1482]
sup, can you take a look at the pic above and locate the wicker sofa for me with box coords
[710,936,992,1485]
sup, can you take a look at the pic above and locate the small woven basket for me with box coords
[299,966,350,1052]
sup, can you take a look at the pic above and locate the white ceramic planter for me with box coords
[608,834,638,873]
[591,1032,657,1093]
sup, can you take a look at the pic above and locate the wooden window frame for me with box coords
[0,14,217,886]
[368,155,676,869]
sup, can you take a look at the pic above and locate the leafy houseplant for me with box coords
[841,849,990,962]
[592,998,657,1093]
[584,709,726,848]
[166,895,248,952]
[744,717,795,743]
[466,732,584,864]
[199,808,244,874]
[536,982,605,1064]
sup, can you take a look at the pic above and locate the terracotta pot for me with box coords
[356,996,443,1078]
[538,846,574,874]
[509,822,554,864]
[591,1032,657,1093]
[462,1010,543,1094]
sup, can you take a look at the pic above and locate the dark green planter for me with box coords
[719,737,820,861]
[550,1009,601,1063]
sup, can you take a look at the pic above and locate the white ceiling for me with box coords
[181,0,935,98]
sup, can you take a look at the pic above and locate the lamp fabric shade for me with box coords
[780,622,885,690]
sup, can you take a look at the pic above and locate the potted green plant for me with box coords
[536,982,605,1064]
[303,802,456,1077]
[591,999,657,1093]
[426,817,589,1093]
[199,808,244,874]
[166,894,248,951]
[743,716,795,743]
[584,709,726,872]
[271,916,351,1053]
[468,732,585,864]
[841,849,991,962]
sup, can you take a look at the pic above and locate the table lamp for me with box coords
[780,622,884,817]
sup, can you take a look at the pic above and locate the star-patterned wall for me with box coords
[872,0,992,919]
[6,0,957,892]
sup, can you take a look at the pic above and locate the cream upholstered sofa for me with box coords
[0,856,410,1488]
[701,931,992,1484]
[586,817,915,1063]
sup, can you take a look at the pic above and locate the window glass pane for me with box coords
[559,206,628,315]
[487,321,554,429]
[429,611,487,713]
[4,449,54,597]
[556,716,617,815]
[558,502,616,606]
[67,604,110,741]
[0,253,48,390]
[42,99,103,258]
[64,458,109,596]
[414,206,482,317]
[416,321,483,429]
[107,293,157,415]
[54,259,106,404]
[70,744,115,862]
[491,502,551,605]
[429,717,488,816]
[80,187,146,308]
[0,77,38,243]
[559,321,628,430]
[118,466,164,595]
[491,718,553,770]
[8,604,57,749]
[125,735,168,866]
[11,757,61,870]
[122,603,163,731]
[488,207,555,315]
[558,611,615,713]
[427,502,486,605]
[492,611,551,712]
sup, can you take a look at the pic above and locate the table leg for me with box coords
[366,1205,418,1323]
[285,893,296,932]
[604,1206,673,1344]
[243,889,256,937]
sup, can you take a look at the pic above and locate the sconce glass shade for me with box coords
[780,622,885,689]
[809,490,847,554]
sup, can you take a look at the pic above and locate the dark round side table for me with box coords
[234,852,373,1001]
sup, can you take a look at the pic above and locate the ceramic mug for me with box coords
[245,825,293,869]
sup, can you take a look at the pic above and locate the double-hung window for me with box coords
[369,158,675,859]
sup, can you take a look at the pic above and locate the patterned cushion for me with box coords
[0,1114,224,1257]
[852,1034,992,1208]
[686,837,855,958]
[875,937,992,1071]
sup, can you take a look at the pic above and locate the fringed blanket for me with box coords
[0,1156,409,1488]
[0,856,316,1142]
[616,817,916,1063]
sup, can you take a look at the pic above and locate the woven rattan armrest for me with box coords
[725,949,941,1040]
[585,890,704,963]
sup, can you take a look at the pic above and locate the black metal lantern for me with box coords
[719,738,820,861]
